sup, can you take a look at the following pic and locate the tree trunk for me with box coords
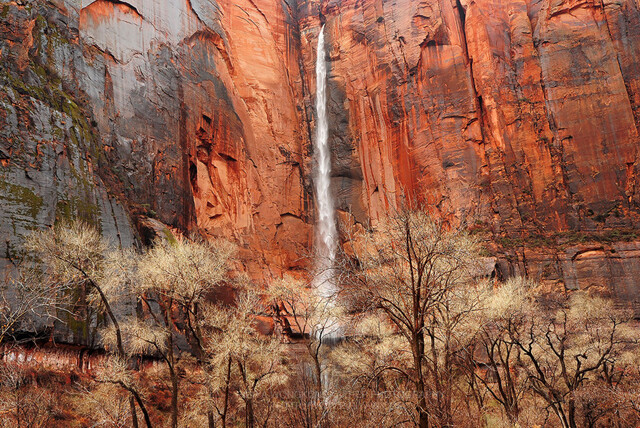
[441,335,453,428]
[311,348,329,428]
[417,382,430,428]
[552,405,571,428]
[129,388,153,428]
[130,395,139,428]
[164,304,178,428]
[221,356,232,428]
[414,331,429,428]
[568,398,578,428]
[170,366,178,428]
[88,279,150,428]
[14,388,20,428]
[506,402,519,426]
[245,396,255,428]
[313,354,323,402]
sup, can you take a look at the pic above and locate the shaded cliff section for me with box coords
[0,0,140,344]
[297,0,640,308]
[0,0,315,289]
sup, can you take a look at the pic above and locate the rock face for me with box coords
[1,0,640,313]
[296,0,640,308]
[1,0,314,287]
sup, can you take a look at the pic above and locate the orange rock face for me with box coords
[2,0,640,307]
[297,0,640,229]
[294,0,640,304]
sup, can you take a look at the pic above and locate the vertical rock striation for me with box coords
[76,0,314,278]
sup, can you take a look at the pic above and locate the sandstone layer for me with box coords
[1,0,640,322]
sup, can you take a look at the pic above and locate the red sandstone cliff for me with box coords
[297,0,640,305]
[1,0,640,313]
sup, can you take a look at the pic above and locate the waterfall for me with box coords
[313,25,338,303]
[309,25,341,406]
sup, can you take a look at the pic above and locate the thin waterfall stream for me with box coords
[313,25,340,339]
[313,25,337,300]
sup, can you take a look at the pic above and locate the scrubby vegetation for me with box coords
[0,211,639,427]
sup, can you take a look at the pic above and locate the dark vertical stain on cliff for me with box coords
[293,1,315,222]
[455,0,484,130]
[596,0,640,142]
[178,79,195,232]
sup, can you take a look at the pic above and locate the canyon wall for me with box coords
[0,0,314,291]
[1,0,640,319]
[298,0,640,307]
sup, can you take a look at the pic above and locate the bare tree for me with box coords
[464,277,532,424]
[328,315,416,427]
[24,221,152,428]
[199,289,287,428]
[510,291,631,428]
[0,363,56,427]
[470,277,634,428]
[340,208,482,428]
[72,382,132,428]
[0,266,66,345]
[131,237,235,428]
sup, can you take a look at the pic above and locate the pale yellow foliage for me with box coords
[567,292,616,325]
[348,210,482,335]
[203,289,286,387]
[550,292,630,372]
[97,357,135,388]
[72,383,131,428]
[0,364,56,428]
[190,288,287,426]
[338,209,489,427]
[267,274,342,339]
[357,211,481,289]
[331,314,408,379]
[482,276,534,320]
[476,276,634,428]
[25,220,107,284]
[98,247,138,306]
[24,220,137,330]
[102,317,170,356]
[137,238,235,302]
